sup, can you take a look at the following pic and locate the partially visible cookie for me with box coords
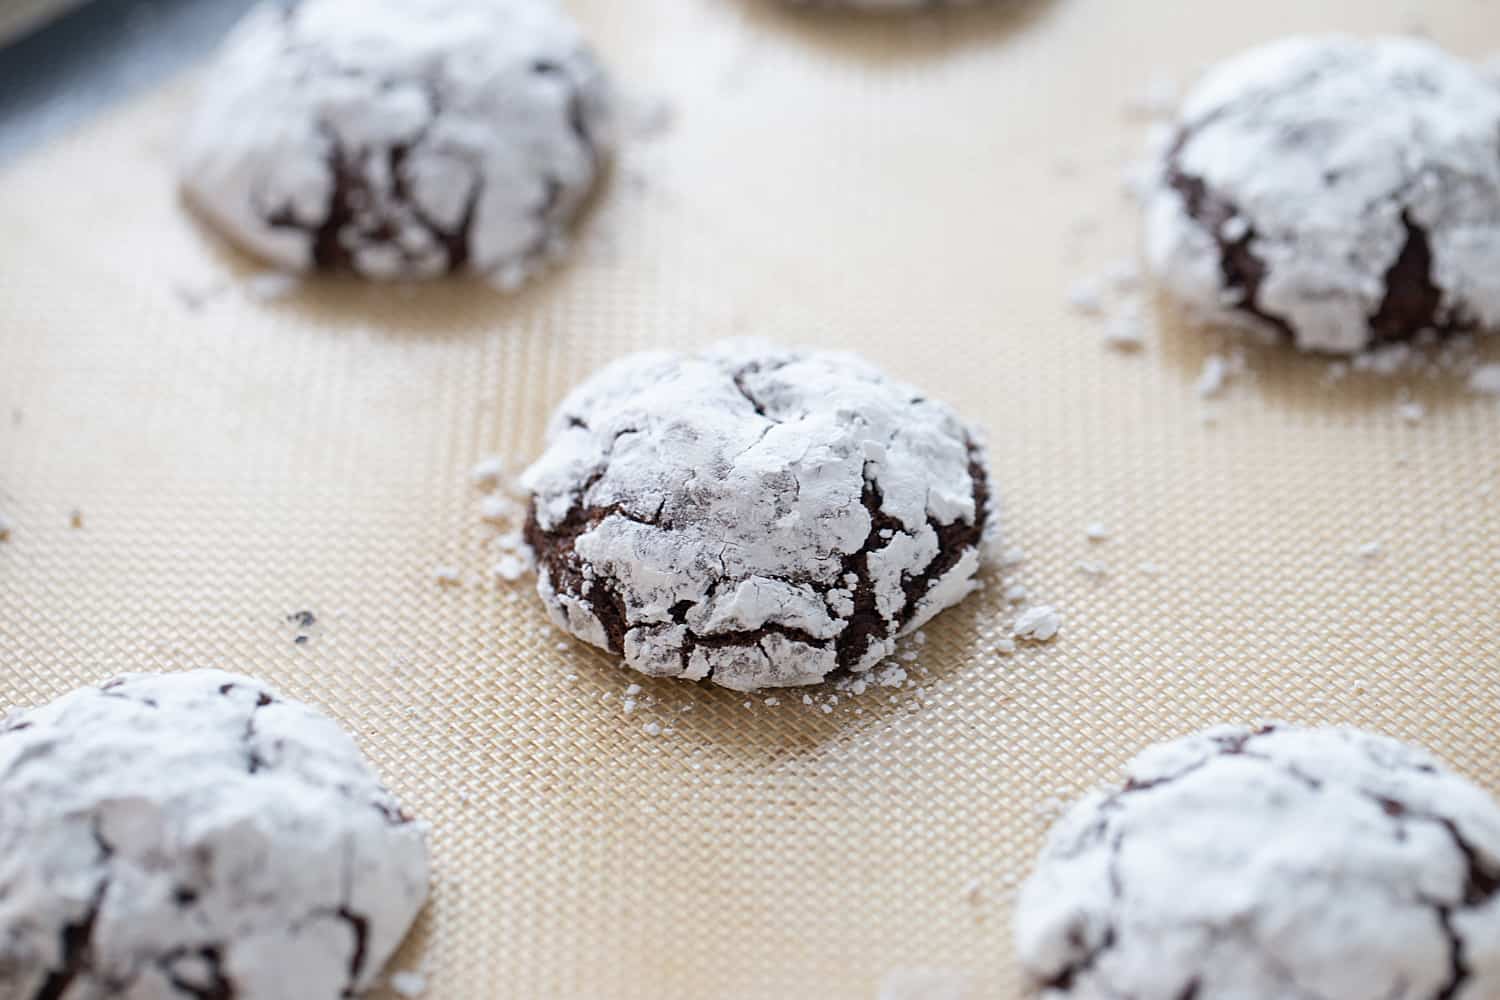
[1146,36,1500,355]
[1015,724,1500,999]
[521,340,996,691]
[0,670,429,1000]
[180,0,614,285]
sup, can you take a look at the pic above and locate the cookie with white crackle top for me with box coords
[0,670,429,1000]
[521,341,997,691]
[180,0,614,286]
[1146,36,1500,355]
[1016,724,1500,999]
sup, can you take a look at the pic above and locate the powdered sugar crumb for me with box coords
[244,271,301,302]
[389,971,427,998]
[1014,606,1062,642]
[470,455,509,488]
[1471,363,1500,395]
[1066,277,1106,315]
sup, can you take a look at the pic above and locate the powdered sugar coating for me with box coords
[1016,724,1500,999]
[522,341,996,691]
[0,670,429,1000]
[180,0,613,284]
[1146,36,1500,355]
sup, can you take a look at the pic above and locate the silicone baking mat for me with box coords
[2,1,1498,997]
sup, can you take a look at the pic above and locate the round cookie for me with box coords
[1145,36,1500,355]
[0,670,429,1000]
[521,340,996,691]
[180,0,614,285]
[1015,724,1500,999]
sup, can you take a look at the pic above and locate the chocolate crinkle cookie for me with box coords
[0,670,429,1000]
[1015,724,1500,1000]
[521,341,997,691]
[1146,36,1500,356]
[179,0,614,286]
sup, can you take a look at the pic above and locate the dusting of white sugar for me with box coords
[389,971,428,998]
[1470,364,1500,395]
[1014,606,1062,642]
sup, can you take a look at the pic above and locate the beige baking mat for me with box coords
[2,1,1499,997]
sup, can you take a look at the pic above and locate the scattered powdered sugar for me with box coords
[0,512,11,542]
[389,971,428,998]
[642,722,661,737]
[1066,277,1107,316]
[1137,562,1164,577]
[491,552,532,582]
[1126,73,1180,119]
[1085,522,1109,542]
[1076,560,1108,578]
[1195,354,1233,398]
[1014,606,1062,642]
[432,565,462,586]
[469,453,538,585]
[1471,363,1500,395]
[1004,583,1028,604]
[479,493,523,524]
[1356,542,1384,560]
[995,638,1017,656]
[1067,260,1151,352]
[1396,399,1426,424]
[243,271,301,302]
[470,455,508,488]
[1102,301,1147,351]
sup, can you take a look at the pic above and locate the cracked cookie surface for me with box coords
[521,340,996,691]
[1145,36,1500,355]
[180,0,613,285]
[1015,724,1500,1000]
[0,670,429,1000]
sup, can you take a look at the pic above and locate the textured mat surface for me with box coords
[1,1,1498,997]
